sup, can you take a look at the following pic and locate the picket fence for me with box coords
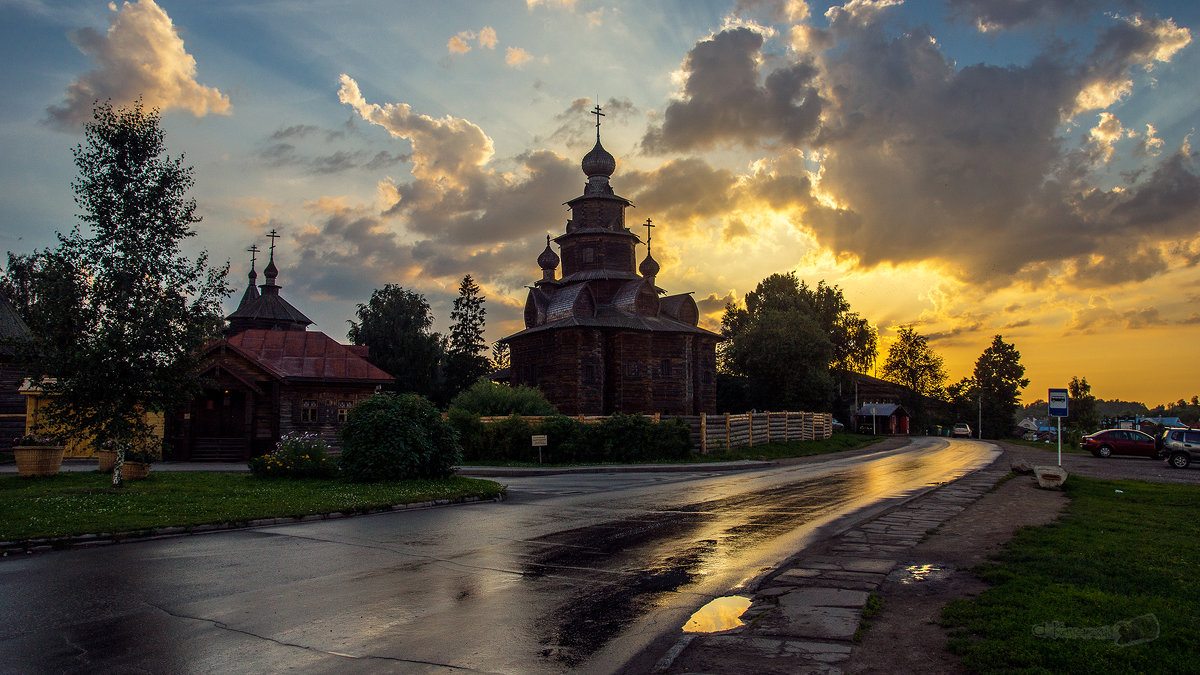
[474,411,833,454]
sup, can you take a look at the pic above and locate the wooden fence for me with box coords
[473,411,833,454]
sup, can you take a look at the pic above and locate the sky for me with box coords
[0,0,1198,407]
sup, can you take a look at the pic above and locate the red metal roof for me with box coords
[225,329,394,383]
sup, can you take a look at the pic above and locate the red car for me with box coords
[1081,429,1160,458]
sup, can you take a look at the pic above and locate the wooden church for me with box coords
[501,107,719,416]
[164,237,393,460]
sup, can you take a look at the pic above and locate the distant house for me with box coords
[855,403,910,435]
[0,295,32,452]
[165,245,393,461]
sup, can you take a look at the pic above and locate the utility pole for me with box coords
[978,393,982,440]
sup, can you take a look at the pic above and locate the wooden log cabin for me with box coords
[165,243,392,461]
[500,107,720,416]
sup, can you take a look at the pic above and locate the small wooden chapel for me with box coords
[164,234,393,460]
[501,106,720,416]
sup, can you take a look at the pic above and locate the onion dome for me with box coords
[537,235,560,270]
[581,138,616,178]
[263,257,279,284]
[639,250,660,278]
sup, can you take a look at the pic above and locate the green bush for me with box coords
[248,432,338,479]
[448,379,558,416]
[339,393,462,481]
[454,412,694,464]
[484,414,535,461]
[445,407,487,461]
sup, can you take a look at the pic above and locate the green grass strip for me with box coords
[0,472,505,541]
[942,476,1200,673]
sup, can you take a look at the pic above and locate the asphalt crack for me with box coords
[147,602,492,672]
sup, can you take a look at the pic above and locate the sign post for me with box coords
[531,434,548,464]
[1048,388,1069,466]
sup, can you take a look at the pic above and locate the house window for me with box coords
[300,399,318,423]
[337,400,353,424]
[582,247,594,263]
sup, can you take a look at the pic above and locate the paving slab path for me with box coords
[652,452,1013,674]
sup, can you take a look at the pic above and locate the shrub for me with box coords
[484,414,535,461]
[448,379,557,416]
[445,407,486,461]
[339,393,462,482]
[248,432,337,479]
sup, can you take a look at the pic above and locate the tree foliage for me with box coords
[28,101,230,484]
[443,274,490,399]
[1065,376,1100,438]
[971,335,1029,439]
[720,272,875,411]
[880,325,947,399]
[348,284,443,397]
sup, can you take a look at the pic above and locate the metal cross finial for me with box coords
[266,229,279,261]
[546,234,552,246]
[643,218,654,247]
[591,103,604,140]
[247,244,260,268]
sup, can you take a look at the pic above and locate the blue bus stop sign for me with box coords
[1048,388,1069,418]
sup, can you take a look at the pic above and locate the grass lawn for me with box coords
[0,472,505,542]
[942,476,1200,673]
[458,432,886,466]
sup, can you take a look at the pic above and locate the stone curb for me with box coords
[0,493,506,559]
[651,454,1011,674]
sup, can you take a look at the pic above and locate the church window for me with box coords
[301,399,318,423]
[582,248,594,263]
[337,400,353,424]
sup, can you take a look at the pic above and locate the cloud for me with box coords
[506,46,533,68]
[46,0,229,129]
[338,74,494,187]
[447,27,499,55]
[732,0,810,24]
[1066,297,1167,333]
[946,0,1095,32]
[628,11,1196,291]
[527,0,576,9]
[641,27,823,152]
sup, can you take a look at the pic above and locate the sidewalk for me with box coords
[649,452,1010,674]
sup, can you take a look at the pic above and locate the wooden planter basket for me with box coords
[120,461,152,480]
[13,446,66,477]
[97,449,118,473]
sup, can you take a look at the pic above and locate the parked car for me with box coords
[1080,429,1159,459]
[1161,427,1200,469]
[951,423,972,438]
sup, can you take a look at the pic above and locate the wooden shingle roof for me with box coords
[222,329,393,384]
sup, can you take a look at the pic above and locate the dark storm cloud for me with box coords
[641,27,823,153]
[537,97,637,147]
[945,0,1100,31]
[642,8,1196,289]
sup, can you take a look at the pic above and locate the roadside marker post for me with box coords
[1048,388,1069,466]
[532,434,548,464]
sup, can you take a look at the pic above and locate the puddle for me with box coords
[682,595,752,633]
[894,563,951,584]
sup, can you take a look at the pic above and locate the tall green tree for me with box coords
[972,335,1029,439]
[720,272,845,411]
[347,284,443,397]
[29,101,230,485]
[443,274,490,399]
[1065,375,1100,440]
[880,326,947,398]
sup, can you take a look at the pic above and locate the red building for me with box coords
[166,243,392,460]
[501,109,719,415]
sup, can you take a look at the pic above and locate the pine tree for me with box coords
[444,274,490,399]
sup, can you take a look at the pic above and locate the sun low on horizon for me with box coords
[1,0,1197,407]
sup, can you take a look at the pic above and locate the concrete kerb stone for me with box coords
[654,451,1011,674]
[0,493,505,559]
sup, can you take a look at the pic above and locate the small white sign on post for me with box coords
[1048,388,1069,467]
[531,434,548,464]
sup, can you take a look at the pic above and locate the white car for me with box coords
[952,423,972,438]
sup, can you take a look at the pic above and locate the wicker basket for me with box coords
[120,461,152,480]
[97,449,118,473]
[13,446,66,477]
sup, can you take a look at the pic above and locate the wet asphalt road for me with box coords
[0,438,998,674]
